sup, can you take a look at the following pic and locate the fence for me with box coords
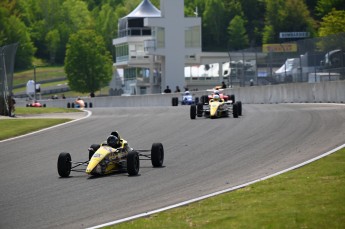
[226,33,345,87]
[0,43,18,116]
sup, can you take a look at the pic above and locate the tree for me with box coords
[315,0,345,18]
[263,0,315,44]
[64,30,113,93]
[227,15,249,50]
[319,10,345,36]
[45,29,60,64]
[93,4,118,57]
[202,0,227,50]
[0,1,36,69]
[317,10,345,51]
[239,0,265,46]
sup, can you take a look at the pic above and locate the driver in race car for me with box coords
[211,94,223,102]
[106,135,122,148]
[104,131,132,151]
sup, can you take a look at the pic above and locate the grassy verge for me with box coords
[14,66,65,85]
[0,119,71,140]
[15,107,82,115]
[109,148,345,229]
[0,107,82,140]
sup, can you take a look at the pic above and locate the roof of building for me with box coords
[125,0,161,18]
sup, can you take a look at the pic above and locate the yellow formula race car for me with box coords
[190,94,242,119]
[57,132,164,177]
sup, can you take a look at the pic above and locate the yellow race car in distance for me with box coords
[190,95,241,119]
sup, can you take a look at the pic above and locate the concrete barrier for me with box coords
[14,81,345,108]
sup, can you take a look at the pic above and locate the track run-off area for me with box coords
[1,103,344,228]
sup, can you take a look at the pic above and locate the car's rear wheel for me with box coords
[233,103,239,118]
[57,152,71,177]
[197,103,203,117]
[89,144,100,160]
[201,95,209,104]
[127,151,140,176]
[151,143,164,167]
[236,101,242,116]
[190,104,196,119]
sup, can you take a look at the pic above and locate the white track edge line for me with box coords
[86,143,345,229]
[0,110,92,143]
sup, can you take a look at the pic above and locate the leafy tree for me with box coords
[240,0,265,46]
[315,0,345,18]
[227,15,249,50]
[45,29,60,64]
[202,0,227,50]
[263,0,315,44]
[93,4,118,58]
[317,10,345,51]
[319,10,345,36]
[0,1,36,69]
[64,29,113,93]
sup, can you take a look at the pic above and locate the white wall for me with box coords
[15,81,345,108]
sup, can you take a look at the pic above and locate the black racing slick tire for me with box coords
[190,104,196,119]
[89,144,100,160]
[233,103,239,118]
[197,103,203,117]
[201,95,209,104]
[57,152,71,177]
[151,143,164,167]
[237,101,242,116]
[127,151,140,176]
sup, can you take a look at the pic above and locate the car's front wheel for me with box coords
[88,144,100,160]
[151,143,164,167]
[127,151,140,176]
[57,152,71,177]
[190,105,196,119]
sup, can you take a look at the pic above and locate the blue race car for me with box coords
[181,91,195,105]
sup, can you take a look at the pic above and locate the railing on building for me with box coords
[118,28,152,38]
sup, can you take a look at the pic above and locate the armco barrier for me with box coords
[14,81,345,108]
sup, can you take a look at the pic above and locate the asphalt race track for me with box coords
[1,104,345,228]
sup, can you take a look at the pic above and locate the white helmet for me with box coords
[214,90,220,95]
[213,94,220,101]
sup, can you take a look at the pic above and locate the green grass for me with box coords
[13,66,65,85]
[0,107,82,140]
[13,65,110,99]
[109,148,345,229]
[15,107,82,115]
[0,119,71,140]
[12,80,68,94]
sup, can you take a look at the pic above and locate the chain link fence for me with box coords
[227,33,345,87]
[0,43,18,116]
